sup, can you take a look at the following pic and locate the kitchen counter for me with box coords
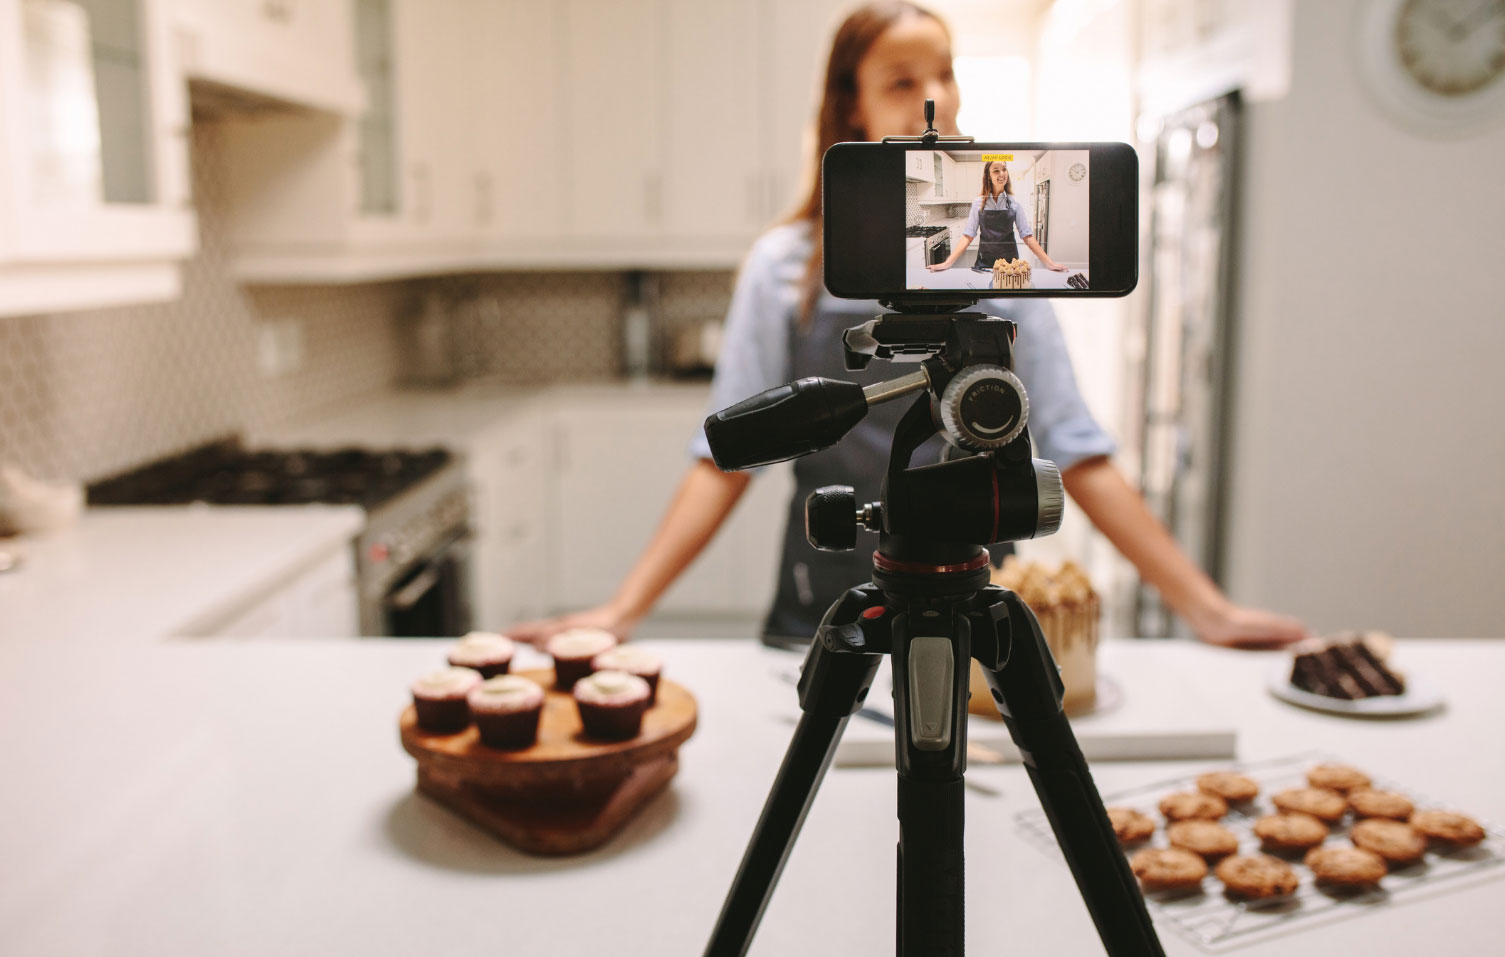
[2,636,1500,954]
[906,247,1090,292]
[0,505,363,641]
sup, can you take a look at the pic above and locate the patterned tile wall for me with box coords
[0,124,412,483]
[426,269,734,382]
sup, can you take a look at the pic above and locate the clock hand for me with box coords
[1457,0,1505,35]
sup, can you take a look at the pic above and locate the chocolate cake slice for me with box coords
[1289,634,1406,700]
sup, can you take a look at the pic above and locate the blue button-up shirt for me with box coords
[963,193,1032,240]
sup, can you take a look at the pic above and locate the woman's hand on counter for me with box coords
[1045,262,1069,272]
[926,260,954,272]
[1191,603,1309,649]
[506,603,639,648]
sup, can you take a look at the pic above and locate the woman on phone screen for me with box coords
[509,1,1307,651]
[929,160,1067,273]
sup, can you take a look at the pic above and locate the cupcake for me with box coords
[446,631,516,678]
[591,645,663,704]
[410,667,483,733]
[573,670,652,740]
[467,675,546,749]
[547,627,618,689]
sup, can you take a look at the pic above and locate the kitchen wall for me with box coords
[1223,0,1505,636]
[0,124,412,484]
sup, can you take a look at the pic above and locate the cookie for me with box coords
[1107,807,1155,845]
[1167,820,1240,860]
[1305,845,1387,887]
[1306,764,1371,793]
[1410,810,1487,846]
[1159,791,1228,822]
[1196,771,1260,803]
[1272,787,1347,823]
[1253,812,1329,852]
[1348,789,1415,821]
[1215,854,1300,899]
[1129,847,1208,892]
[1350,819,1426,864]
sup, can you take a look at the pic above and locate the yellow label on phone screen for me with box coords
[980,153,1014,162]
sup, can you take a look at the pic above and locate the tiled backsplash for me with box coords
[0,124,739,484]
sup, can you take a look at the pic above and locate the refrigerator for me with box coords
[1125,92,1243,638]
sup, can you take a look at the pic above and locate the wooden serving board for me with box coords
[399,669,697,855]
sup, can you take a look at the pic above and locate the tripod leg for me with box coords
[890,607,972,957]
[977,588,1166,957]
[704,587,886,957]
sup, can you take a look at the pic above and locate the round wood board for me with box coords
[400,669,697,797]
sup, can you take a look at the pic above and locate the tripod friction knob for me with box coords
[938,364,1029,450]
[805,485,858,551]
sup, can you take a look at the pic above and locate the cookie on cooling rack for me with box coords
[1272,787,1347,823]
[1167,820,1240,860]
[1215,854,1300,899]
[1350,819,1426,865]
[1159,791,1228,822]
[1348,788,1415,821]
[1107,807,1155,845]
[1305,846,1387,887]
[1306,763,1372,793]
[1410,810,1487,846]
[1129,847,1208,892]
[1253,812,1329,853]
[1195,771,1260,803]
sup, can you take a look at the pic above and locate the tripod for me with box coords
[700,312,1165,956]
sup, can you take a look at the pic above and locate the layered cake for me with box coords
[991,257,1032,289]
[974,556,1100,715]
[1289,632,1405,700]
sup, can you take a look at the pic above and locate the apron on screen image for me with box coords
[972,200,1020,272]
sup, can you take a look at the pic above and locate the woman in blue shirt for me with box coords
[511,1,1307,650]
[930,161,1068,273]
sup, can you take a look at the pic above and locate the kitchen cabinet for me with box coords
[216,0,475,283]
[210,0,853,279]
[201,545,359,638]
[0,0,196,317]
[905,149,934,183]
[172,0,363,114]
[457,387,789,626]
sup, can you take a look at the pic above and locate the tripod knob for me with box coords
[938,364,1028,450]
[805,485,858,551]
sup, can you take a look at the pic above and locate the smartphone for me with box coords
[822,142,1138,300]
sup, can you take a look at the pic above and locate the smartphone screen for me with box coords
[822,142,1138,301]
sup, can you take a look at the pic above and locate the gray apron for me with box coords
[973,199,1020,272]
[760,296,1013,646]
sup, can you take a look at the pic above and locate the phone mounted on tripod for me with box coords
[699,102,1164,957]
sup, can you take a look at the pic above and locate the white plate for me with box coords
[1265,659,1444,717]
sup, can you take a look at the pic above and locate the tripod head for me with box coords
[702,303,1064,573]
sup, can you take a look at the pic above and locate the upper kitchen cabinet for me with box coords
[0,0,196,317]
[172,0,363,114]
[216,0,476,282]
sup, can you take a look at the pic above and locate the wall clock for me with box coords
[1356,0,1505,135]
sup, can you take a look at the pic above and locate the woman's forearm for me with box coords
[1061,456,1230,631]
[607,459,752,624]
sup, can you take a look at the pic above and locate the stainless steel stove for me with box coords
[88,439,473,637]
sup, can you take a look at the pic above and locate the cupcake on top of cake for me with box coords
[991,257,1032,289]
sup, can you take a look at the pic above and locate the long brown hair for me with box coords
[981,160,1013,200]
[791,2,949,325]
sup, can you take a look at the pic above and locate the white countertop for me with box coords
[2,637,1500,955]
[0,505,363,641]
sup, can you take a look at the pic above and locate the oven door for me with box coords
[380,530,474,637]
[926,233,951,265]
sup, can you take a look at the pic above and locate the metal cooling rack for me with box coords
[1014,752,1504,953]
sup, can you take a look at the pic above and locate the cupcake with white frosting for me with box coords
[546,627,618,690]
[467,675,547,748]
[591,645,663,705]
[573,670,652,740]
[446,631,516,678]
[410,667,483,733]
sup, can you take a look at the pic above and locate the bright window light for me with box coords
[954,56,1032,140]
